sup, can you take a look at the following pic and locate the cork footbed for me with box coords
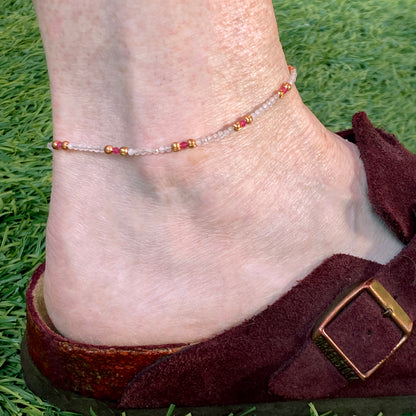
[31,273,59,333]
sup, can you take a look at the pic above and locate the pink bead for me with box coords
[57,141,62,149]
[280,85,288,94]
[240,119,246,127]
[180,141,188,149]
[113,147,120,154]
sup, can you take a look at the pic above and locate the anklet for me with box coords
[48,66,297,157]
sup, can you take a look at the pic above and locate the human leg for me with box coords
[33,0,403,347]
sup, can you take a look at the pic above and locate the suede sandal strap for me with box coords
[270,238,416,399]
[119,245,416,407]
[119,255,384,408]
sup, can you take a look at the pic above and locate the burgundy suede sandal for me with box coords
[22,113,416,416]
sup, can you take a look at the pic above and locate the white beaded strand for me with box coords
[48,66,297,157]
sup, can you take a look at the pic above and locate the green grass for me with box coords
[1,0,415,415]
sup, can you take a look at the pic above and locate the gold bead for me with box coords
[171,142,181,152]
[283,82,292,91]
[244,115,253,124]
[52,140,60,150]
[277,90,284,98]
[187,139,197,148]
[288,65,295,72]
[104,145,113,154]
[61,141,70,150]
[120,146,129,156]
[233,122,241,131]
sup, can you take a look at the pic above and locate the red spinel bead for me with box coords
[281,85,288,94]
[113,147,120,154]
[240,119,246,127]
[57,141,62,149]
[180,141,188,149]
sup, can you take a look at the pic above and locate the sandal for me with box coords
[22,112,416,415]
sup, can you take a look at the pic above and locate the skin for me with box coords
[34,0,403,346]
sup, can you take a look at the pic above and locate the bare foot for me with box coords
[35,0,403,346]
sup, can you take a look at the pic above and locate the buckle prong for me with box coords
[383,308,393,318]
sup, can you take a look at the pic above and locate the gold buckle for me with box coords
[312,279,413,381]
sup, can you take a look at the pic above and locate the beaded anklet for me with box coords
[48,66,297,157]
